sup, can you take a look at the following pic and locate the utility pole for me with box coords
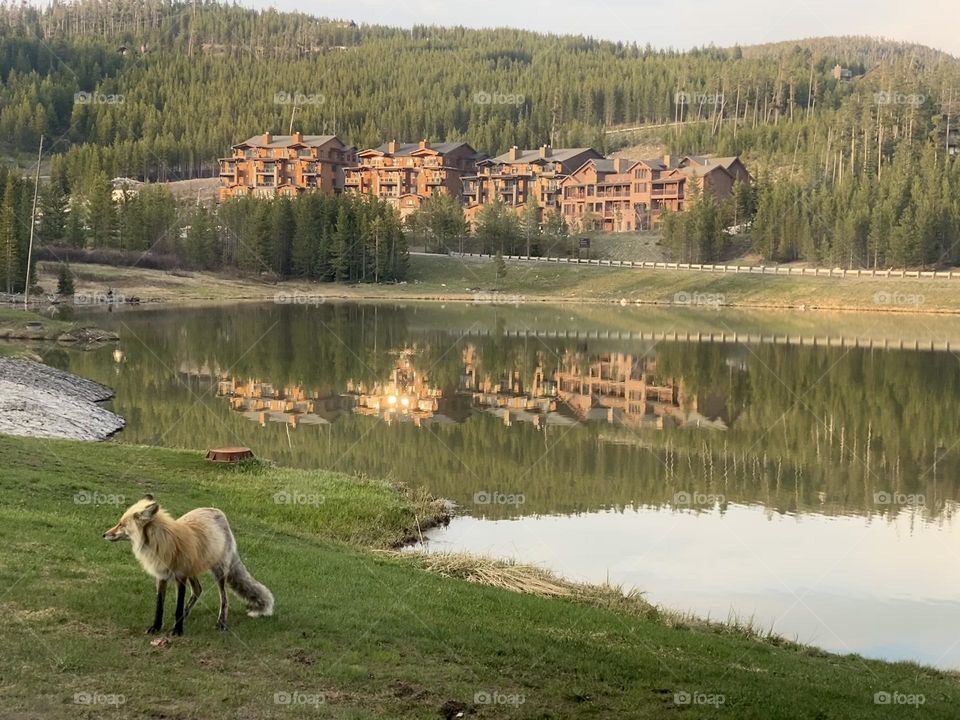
[23,134,43,310]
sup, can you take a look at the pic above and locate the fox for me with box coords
[103,495,273,636]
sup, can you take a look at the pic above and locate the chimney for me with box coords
[263,131,272,145]
[614,158,626,173]
[419,139,428,150]
[292,131,303,144]
[539,144,552,159]
[508,146,521,161]
[663,154,673,168]
[387,139,398,154]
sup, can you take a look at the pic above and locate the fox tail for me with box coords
[226,553,274,617]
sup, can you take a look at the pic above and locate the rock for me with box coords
[0,359,125,441]
[0,358,115,402]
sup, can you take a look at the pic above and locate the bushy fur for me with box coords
[104,496,273,634]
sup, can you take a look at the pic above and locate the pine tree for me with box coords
[85,172,116,248]
[65,201,86,249]
[57,263,75,296]
[494,251,507,289]
[0,178,19,293]
[542,210,570,257]
[407,193,467,254]
[520,198,542,257]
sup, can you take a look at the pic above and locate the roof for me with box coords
[677,163,735,180]
[676,155,746,174]
[487,147,600,166]
[587,158,637,173]
[365,141,474,157]
[564,157,642,181]
[234,134,341,149]
[680,155,742,170]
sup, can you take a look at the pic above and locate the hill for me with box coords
[0,1,958,272]
[0,1,957,179]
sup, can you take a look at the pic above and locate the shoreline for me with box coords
[32,258,960,316]
[3,433,959,719]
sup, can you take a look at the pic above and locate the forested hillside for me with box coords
[2,1,956,177]
[0,0,958,270]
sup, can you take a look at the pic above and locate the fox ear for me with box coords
[139,502,159,520]
[143,493,155,501]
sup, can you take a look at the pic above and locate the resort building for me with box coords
[462,145,603,223]
[218,132,355,201]
[343,140,482,219]
[217,133,750,232]
[560,154,750,231]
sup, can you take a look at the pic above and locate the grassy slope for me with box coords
[406,256,960,311]
[0,306,73,334]
[38,257,960,313]
[1,435,958,719]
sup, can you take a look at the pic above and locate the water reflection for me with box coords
[53,302,960,667]
[57,303,960,524]
[213,348,730,432]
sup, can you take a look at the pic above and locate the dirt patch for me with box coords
[439,699,470,718]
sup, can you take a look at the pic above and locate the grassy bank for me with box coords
[38,256,960,314]
[0,306,69,333]
[0,306,117,349]
[1,435,958,718]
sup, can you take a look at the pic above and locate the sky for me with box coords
[242,0,960,56]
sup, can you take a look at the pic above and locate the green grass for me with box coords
[1,435,959,718]
[405,255,960,312]
[0,306,72,337]
[0,306,49,323]
[568,230,665,262]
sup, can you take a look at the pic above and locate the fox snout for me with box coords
[103,494,156,542]
[103,524,129,541]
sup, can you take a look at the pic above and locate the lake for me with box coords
[52,301,960,669]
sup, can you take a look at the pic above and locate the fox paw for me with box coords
[146,626,162,635]
[171,626,184,637]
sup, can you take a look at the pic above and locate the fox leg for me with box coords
[147,579,166,634]
[171,580,187,636]
[184,577,202,618]
[213,565,228,631]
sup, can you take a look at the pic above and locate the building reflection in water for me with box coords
[350,350,471,426]
[215,347,731,431]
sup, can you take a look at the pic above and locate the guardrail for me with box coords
[446,252,959,279]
